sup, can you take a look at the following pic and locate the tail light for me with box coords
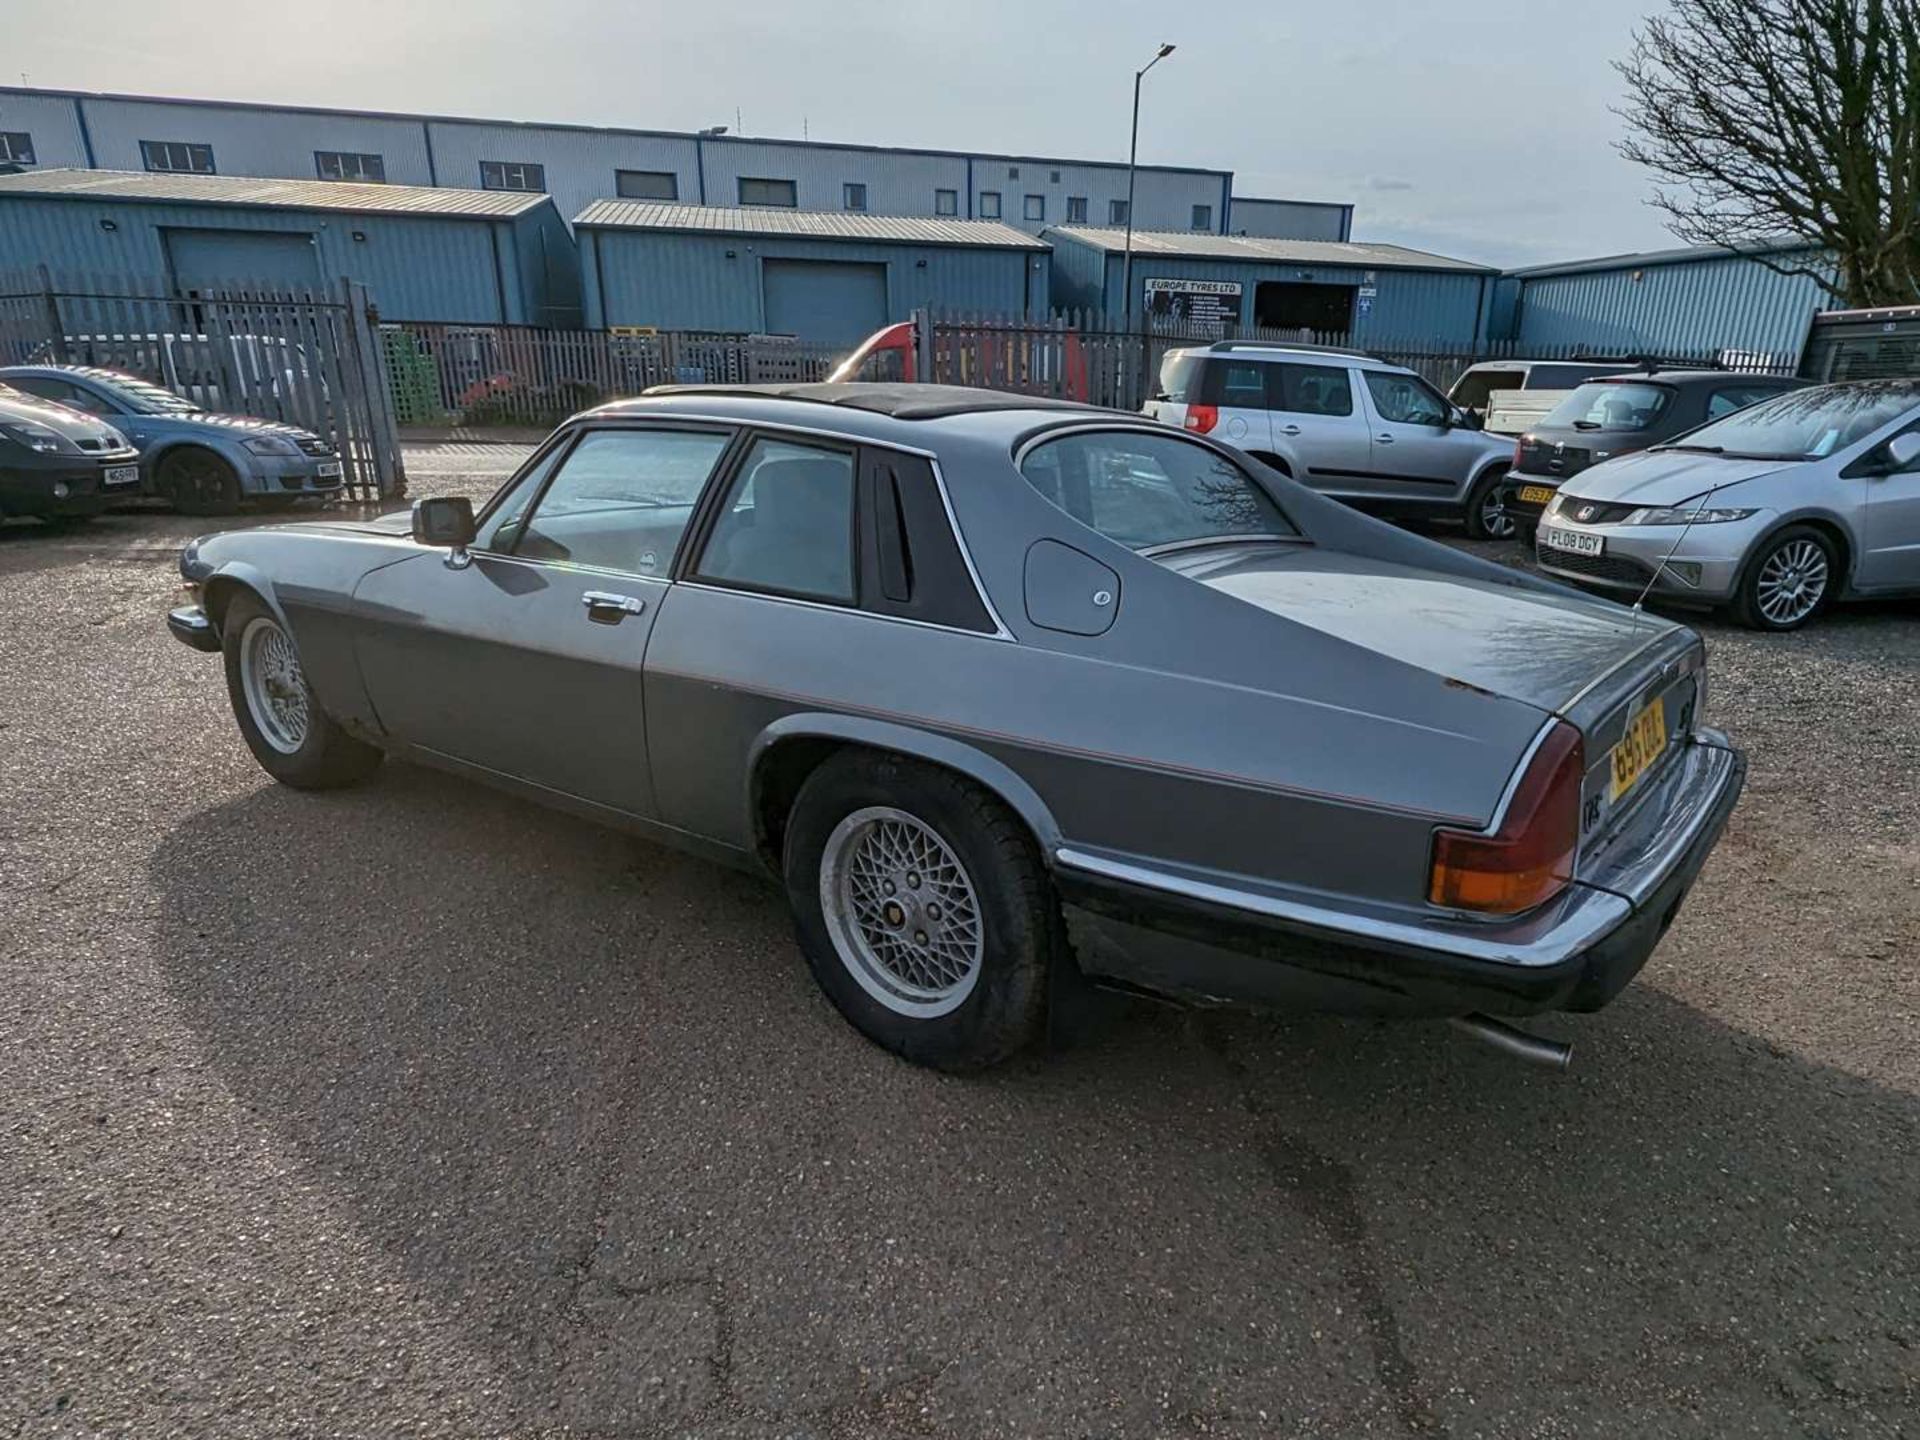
[1513,436,1528,468]
[1429,722,1584,915]
[1183,404,1218,434]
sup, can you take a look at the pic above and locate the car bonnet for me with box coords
[1558,448,1796,507]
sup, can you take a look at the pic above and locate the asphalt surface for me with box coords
[3,444,1916,1439]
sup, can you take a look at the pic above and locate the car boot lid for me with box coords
[1172,544,1679,716]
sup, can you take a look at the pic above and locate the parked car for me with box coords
[167,383,1744,1070]
[1535,379,1920,630]
[0,382,142,523]
[1145,341,1523,538]
[1447,358,1649,436]
[1504,370,1806,539]
[52,333,325,420]
[0,365,344,514]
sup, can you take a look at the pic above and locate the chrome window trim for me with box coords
[676,580,1013,642]
[589,408,1012,639]
[1053,846,1631,969]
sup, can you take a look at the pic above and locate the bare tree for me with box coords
[1616,0,1920,306]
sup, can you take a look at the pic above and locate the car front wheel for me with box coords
[161,448,242,515]
[1732,525,1836,631]
[221,591,384,788]
[1464,468,1516,540]
[783,751,1052,1070]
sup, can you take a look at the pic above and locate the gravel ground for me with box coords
[2,444,1916,1439]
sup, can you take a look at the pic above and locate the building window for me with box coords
[934,188,958,216]
[615,169,679,200]
[1007,166,1019,179]
[843,182,868,211]
[0,132,35,166]
[480,160,545,192]
[978,191,1001,219]
[1066,196,1088,223]
[1050,169,1061,183]
[1109,199,1130,225]
[1191,204,1213,230]
[738,176,798,207]
[141,141,215,174]
[315,150,386,183]
[1024,194,1045,222]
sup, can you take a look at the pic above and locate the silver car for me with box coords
[1145,342,1521,538]
[166,384,1744,1070]
[1536,381,1920,630]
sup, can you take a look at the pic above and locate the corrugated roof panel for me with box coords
[573,200,1050,250]
[0,167,547,218]
[1044,225,1492,273]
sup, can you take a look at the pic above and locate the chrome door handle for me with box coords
[582,590,645,621]
[1375,433,1395,443]
[1278,424,1302,436]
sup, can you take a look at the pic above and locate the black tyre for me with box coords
[220,590,384,789]
[783,751,1052,1070]
[1731,524,1837,631]
[1463,467,1516,540]
[160,448,243,516]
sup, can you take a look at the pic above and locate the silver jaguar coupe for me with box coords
[168,384,1745,1070]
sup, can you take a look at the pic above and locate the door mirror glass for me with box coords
[412,495,476,549]
[1884,431,1920,471]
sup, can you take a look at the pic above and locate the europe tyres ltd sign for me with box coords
[1144,278,1243,334]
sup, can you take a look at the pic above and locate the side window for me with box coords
[858,451,995,632]
[475,440,568,552]
[9,377,82,408]
[1364,371,1449,426]
[507,428,733,575]
[1270,363,1354,417]
[1706,386,1776,420]
[696,437,857,602]
[1206,361,1268,409]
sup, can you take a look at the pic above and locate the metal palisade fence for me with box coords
[918,308,1799,411]
[0,267,403,499]
[379,323,845,428]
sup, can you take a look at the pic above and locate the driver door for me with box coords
[352,423,736,819]
[1861,424,1920,589]
[1358,370,1473,502]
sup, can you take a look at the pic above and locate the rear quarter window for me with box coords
[1158,353,1204,403]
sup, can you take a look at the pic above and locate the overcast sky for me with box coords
[7,0,1678,267]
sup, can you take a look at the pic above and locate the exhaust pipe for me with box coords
[1448,1014,1573,1071]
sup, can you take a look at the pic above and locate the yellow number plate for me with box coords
[1519,485,1557,504]
[1609,696,1668,802]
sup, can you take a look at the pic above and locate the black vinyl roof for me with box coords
[638,382,1115,420]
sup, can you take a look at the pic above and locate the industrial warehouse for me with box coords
[0,82,1877,381]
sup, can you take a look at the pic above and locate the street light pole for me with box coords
[1121,42,1175,335]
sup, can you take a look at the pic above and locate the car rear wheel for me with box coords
[1732,525,1836,631]
[221,591,384,788]
[783,751,1051,1070]
[1464,468,1516,540]
[161,449,242,516]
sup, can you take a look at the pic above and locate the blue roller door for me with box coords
[761,259,888,342]
[164,228,323,295]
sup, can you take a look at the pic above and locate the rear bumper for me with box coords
[1054,731,1745,1018]
[1502,470,1563,524]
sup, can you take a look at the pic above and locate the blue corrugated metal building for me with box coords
[1044,228,1497,342]
[1504,243,1835,361]
[0,168,581,325]
[576,202,1051,340]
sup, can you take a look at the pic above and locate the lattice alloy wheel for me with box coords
[818,805,986,1019]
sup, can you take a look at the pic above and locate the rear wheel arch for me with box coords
[748,717,1061,877]
[1245,449,1294,477]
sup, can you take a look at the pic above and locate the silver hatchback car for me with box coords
[1537,380,1920,630]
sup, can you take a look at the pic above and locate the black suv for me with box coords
[1502,369,1806,537]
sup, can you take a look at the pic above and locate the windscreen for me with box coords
[1540,381,1671,431]
[1671,382,1920,459]
[1157,352,1205,403]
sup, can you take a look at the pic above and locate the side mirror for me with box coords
[1884,432,1920,472]
[412,496,475,566]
